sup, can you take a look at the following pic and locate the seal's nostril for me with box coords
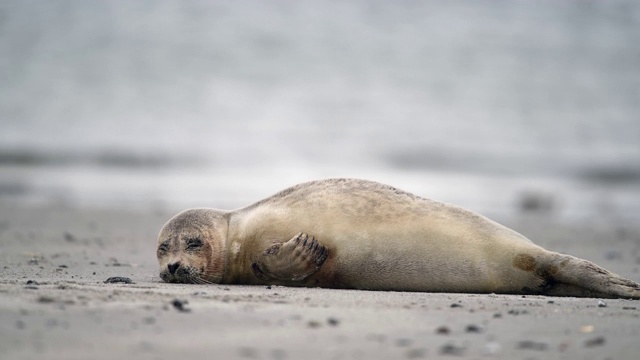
[168,262,180,274]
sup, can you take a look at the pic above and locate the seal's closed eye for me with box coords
[185,237,203,251]
[157,241,169,254]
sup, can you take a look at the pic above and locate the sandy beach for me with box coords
[2,1,640,359]
[1,202,638,360]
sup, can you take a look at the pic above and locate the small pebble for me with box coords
[265,285,272,289]
[171,299,190,312]
[585,336,606,347]
[435,326,450,335]
[104,277,133,284]
[579,325,594,333]
[37,296,55,303]
[517,340,548,351]
[327,317,340,326]
[465,324,483,333]
[26,280,39,285]
[307,320,321,328]
[597,300,607,308]
[440,343,465,356]
[450,303,463,308]
[508,309,528,315]
[622,306,637,310]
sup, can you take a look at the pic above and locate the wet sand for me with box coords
[1,203,639,359]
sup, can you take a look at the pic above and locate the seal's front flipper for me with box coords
[252,233,328,282]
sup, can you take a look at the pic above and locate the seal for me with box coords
[157,178,640,299]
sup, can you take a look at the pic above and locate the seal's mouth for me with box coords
[159,265,213,284]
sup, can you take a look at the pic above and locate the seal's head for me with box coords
[157,208,228,284]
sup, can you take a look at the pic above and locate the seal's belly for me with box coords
[244,200,536,292]
[307,230,503,292]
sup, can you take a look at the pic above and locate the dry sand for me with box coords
[1,203,639,360]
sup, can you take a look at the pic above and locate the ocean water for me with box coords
[1,0,639,222]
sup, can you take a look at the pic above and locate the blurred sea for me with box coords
[1,0,639,222]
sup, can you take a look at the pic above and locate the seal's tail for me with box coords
[538,252,640,299]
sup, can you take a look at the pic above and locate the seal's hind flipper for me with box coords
[553,255,640,299]
[531,252,640,299]
[251,232,328,282]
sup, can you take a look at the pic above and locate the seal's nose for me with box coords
[167,262,180,275]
